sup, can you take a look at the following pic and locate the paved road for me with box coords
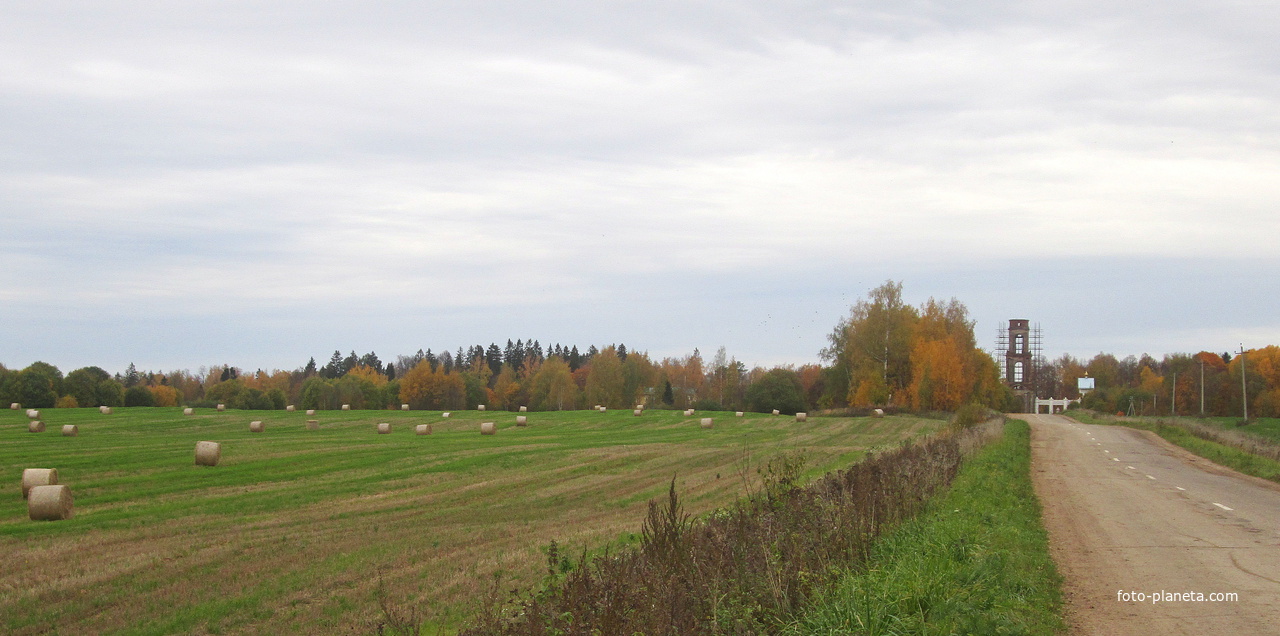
[1028,413,1280,635]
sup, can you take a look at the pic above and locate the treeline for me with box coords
[1031,348,1280,418]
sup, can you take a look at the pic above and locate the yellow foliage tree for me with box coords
[908,336,968,411]
[149,385,180,407]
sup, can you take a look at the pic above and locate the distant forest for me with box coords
[4,282,1275,417]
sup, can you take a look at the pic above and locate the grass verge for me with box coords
[784,418,1063,636]
[1066,411,1280,483]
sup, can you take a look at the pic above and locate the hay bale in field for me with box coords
[415,424,431,435]
[478,404,486,411]
[306,420,319,430]
[377,422,391,434]
[516,415,527,426]
[216,404,226,412]
[519,406,527,412]
[195,441,221,466]
[401,404,410,411]
[772,409,780,416]
[341,404,350,411]
[442,412,451,418]
[28,421,45,433]
[480,422,496,435]
[634,409,642,416]
[286,405,295,412]
[62,425,78,437]
[9,402,18,410]
[599,406,607,413]
[99,406,112,415]
[700,418,713,429]
[736,411,744,417]
[26,409,39,419]
[184,407,194,415]
[21,468,57,499]
[872,408,884,418]
[636,404,644,410]
[306,409,316,415]
[796,412,807,422]
[27,485,73,521]
[249,421,264,433]
[684,409,694,416]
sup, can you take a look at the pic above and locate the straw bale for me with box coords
[99,406,112,415]
[286,405,296,412]
[684,409,694,416]
[9,403,18,410]
[480,422,496,435]
[27,485,73,521]
[772,409,780,416]
[516,415,527,426]
[599,407,607,412]
[184,408,194,415]
[306,409,316,415]
[306,420,319,430]
[28,421,45,433]
[442,412,451,418]
[216,404,225,412]
[401,404,410,411]
[377,422,391,434]
[195,441,222,466]
[796,412,808,422]
[634,409,642,416]
[249,421,264,433]
[700,417,713,428]
[26,409,39,419]
[22,468,57,499]
[478,404,486,411]
[873,408,885,418]
[519,406,527,412]
[341,404,350,411]
[736,412,744,417]
[415,424,431,435]
[62,425,78,437]
[636,404,644,410]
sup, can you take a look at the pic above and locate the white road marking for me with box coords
[1213,503,1234,511]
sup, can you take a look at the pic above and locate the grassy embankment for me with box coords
[786,418,1063,635]
[0,407,939,634]
[1067,411,1280,483]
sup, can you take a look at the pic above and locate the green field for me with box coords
[1,407,941,634]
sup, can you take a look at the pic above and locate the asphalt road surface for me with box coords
[1028,413,1280,635]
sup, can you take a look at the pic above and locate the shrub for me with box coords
[124,385,156,407]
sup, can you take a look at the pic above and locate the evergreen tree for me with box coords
[662,379,675,405]
[322,350,343,379]
[342,351,359,376]
[385,363,396,380]
[486,343,503,378]
[124,362,140,388]
[304,357,318,376]
[441,350,454,374]
[568,346,582,371]
[618,343,628,362]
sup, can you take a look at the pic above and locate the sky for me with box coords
[2,1,1278,375]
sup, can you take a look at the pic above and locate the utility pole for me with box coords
[1240,343,1249,421]
[1171,372,1177,417]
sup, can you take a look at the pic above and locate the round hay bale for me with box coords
[22,468,57,499]
[633,409,642,416]
[684,409,694,416]
[796,412,808,422]
[516,415,527,426]
[700,418,713,429]
[99,406,112,415]
[26,409,39,419]
[249,421,264,433]
[306,420,320,430]
[480,422,496,435]
[636,404,644,410]
[286,405,296,412]
[306,409,316,416]
[377,422,391,434]
[872,408,885,418]
[401,404,410,411]
[9,402,18,410]
[599,407,607,413]
[27,485,73,521]
[415,424,431,435]
[184,408,194,415]
[442,412,451,418]
[519,406,527,412]
[341,404,350,411]
[195,441,222,466]
[62,425,78,437]
[736,411,744,417]
[772,409,780,416]
[477,404,486,411]
[28,421,45,433]
[216,404,225,412]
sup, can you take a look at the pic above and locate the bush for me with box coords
[950,403,993,430]
[691,399,723,411]
[55,395,79,409]
[745,368,806,414]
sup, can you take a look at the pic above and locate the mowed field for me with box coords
[1,407,942,635]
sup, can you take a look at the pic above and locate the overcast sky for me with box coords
[2,1,1278,374]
